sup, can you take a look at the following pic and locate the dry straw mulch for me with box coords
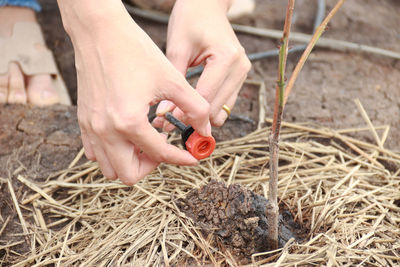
[5,119,400,266]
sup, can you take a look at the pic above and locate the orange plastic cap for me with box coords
[185,131,216,160]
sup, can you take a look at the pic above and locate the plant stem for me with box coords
[267,0,295,250]
[267,0,345,251]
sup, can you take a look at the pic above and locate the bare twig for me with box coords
[267,0,345,251]
[268,0,296,250]
[283,0,346,105]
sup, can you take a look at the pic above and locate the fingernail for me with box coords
[156,100,173,116]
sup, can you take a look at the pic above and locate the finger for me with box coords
[154,100,175,131]
[166,46,190,75]
[167,107,185,131]
[156,100,176,116]
[0,74,8,103]
[209,69,247,124]
[195,57,231,103]
[156,47,190,130]
[209,56,250,126]
[152,112,176,132]
[81,129,96,161]
[195,50,251,118]
[135,152,160,182]
[121,118,198,166]
[89,134,117,180]
[8,62,27,104]
[170,65,239,128]
[103,138,158,186]
[212,92,237,127]
[163,120,176,132]
[153,117,177,133]
[151,116,165,129]
[158,47,190,124]
[161,72,211,137]
[134,133,166,179]
[164,58,231,128]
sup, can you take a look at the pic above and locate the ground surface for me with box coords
[0,105,81,261]
[37,0,400,150]
[1,0,400,265]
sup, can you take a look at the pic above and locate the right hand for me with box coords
[59,2,211,185]
[152,0,251,130]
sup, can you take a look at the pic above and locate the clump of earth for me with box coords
[177,180,303,259]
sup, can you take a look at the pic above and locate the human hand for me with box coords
[153,0,251,129]
[58,1,211,185]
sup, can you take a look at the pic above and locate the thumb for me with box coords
[154,51,186,127]
[162,71,211,137]
[154,49,190,127]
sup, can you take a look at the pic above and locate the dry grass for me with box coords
[3,111,400,266]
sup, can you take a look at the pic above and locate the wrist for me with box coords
[174,0,232,14]
[57,0,134,44]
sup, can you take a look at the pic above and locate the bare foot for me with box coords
[0,6,59,106]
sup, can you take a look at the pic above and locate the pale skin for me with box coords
[54,0,251,185]
[0,6,59,105]
[153,0,251,128]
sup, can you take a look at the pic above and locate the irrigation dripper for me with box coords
[164,112,216,160]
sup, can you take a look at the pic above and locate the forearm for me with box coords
[56,0,160,66]
[56,0,138,44]
[174,0,233,14]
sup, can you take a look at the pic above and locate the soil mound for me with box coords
[177,179,301,258]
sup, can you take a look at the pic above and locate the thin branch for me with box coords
[268,0,296,251]
[283,0,346,105]
[268,0,346,251]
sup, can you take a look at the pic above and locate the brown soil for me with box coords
[0,105,81,262]
[36,0,400,150]
[0,105,81,179]
[177,180,303,261]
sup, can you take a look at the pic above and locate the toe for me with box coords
[0,74,8,103]
[8,62,27,104]
[27,74,59,106]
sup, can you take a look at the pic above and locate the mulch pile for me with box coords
[1,118,400,266]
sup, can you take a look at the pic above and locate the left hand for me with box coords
[153,0,251,129]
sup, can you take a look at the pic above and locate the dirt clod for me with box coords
[177,180,301,258]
